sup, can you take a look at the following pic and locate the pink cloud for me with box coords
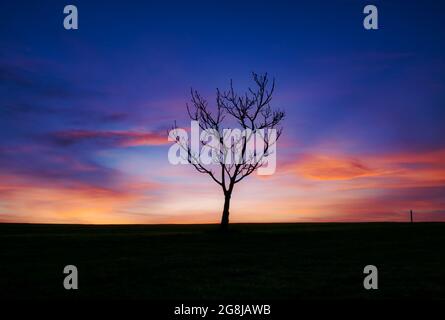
[51,129,168,147]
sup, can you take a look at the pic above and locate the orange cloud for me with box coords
[286,149,445,187]
[289,154,387,180]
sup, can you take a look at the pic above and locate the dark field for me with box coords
[1,223,444,300]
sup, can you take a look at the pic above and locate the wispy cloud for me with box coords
[284,149,445,187]
[49,129,168,148]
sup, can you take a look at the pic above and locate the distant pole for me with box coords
[410,210,413,223]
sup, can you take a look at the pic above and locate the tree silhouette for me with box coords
[170,73,285,230]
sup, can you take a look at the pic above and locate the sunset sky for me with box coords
[1,0,444,224]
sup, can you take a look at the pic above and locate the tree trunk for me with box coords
[220,192,231,231]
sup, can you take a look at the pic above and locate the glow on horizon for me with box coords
[1,147,444,224]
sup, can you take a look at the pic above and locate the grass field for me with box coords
[1,223,444,300]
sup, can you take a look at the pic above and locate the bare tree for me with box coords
[170,73,285,230]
